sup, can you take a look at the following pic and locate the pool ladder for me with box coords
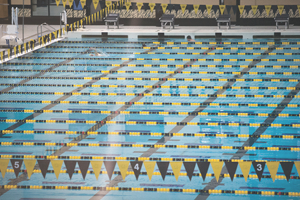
[37,22,56,42]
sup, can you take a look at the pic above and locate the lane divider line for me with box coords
[4,62,300,69]
[0,83,298,91]
[1,185,299,196]
[1,130,297,139]
[0,141,298,152]
[1,69,299,76]
[0,91,299,99]
[0,155,295,162]
[46,45,300,51]
[1,76,298,82]
[56,40,300,45]
[1,109,299,118]
[0,100,298,108]
[18,56,300,62]
[1,119,299,128]
[35,50,300,56]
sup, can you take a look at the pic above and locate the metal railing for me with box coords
[0,3,112,63]
[37,22,57,41]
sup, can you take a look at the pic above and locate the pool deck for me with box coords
[2,24,300,43]
[68,25,300,39]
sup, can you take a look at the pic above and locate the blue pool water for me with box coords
[0,37,299,200]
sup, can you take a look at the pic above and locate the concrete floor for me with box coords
[69,24,300,40]
[0,24,62,52]
[1,24,300,43]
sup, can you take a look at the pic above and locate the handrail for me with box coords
[37,22,56,41]
[1,2,112,63]
[42,23,56,31]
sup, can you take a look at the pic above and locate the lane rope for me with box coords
[2,118,300,128]
[0,91,299,99]
[18,56,300,62]
[0,155,296,162]
[36,50,300,56]
[1,68,300,76]
[1,76,298,83]
[1,185,299,196]
[46,45,300,51]
[0,141,298,152]
[4,62,300,69]
[1,99,298,108]
[1,130,297,139]
[1,109,299,118]
[0,83,299,91]
[56,40,300,45]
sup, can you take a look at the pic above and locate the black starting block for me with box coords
[274,14,289,29]
[216,14,231,29]
[159,14,175,30]
[104,13,120,29]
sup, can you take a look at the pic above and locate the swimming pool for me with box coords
[0,37,299,200]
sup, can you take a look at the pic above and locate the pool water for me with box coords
[0,37,299,200]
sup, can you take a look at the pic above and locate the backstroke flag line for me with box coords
[0,159,299,182]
